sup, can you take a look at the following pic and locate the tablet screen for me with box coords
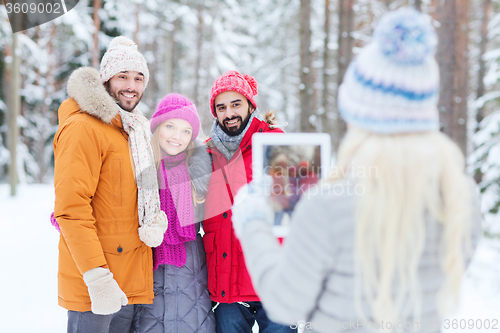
[252,133,331,237]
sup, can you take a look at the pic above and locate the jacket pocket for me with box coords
[235,244,257,297]
[202,232,217,297]
[100,234,149,296]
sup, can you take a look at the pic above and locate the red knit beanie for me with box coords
[210,70,258,117]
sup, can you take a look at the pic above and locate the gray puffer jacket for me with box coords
[135,139,215,333]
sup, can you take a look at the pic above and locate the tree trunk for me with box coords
[92,0,102,69]
[320,0,332,134]
[414,0,423,11]
[134,2,140,46]
[200,2,219,133]
[193,2,204,107]
[336,0,355,148]
[476,0,491,126]
[436,0,470,155]
[299,0,315,133]
[37,24,57,183]
[312,49,320,124]
[7,32,21,195]
[474,0,491,183]
[430,0,439,19]
[164,29,174,95]
[171,18,181,93]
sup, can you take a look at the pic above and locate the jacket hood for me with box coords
[263,110,278,127]
[62,67,120,124]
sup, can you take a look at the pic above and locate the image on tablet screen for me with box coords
[263,144,322,227]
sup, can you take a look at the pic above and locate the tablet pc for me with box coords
[252,133,331,237]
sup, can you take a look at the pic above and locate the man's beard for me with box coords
[219,107,253,136]
[105,84,143,112]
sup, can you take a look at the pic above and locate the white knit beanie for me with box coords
[100,36,150,88]
[338,7,439,134]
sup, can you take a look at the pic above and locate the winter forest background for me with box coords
[0,0,500,230]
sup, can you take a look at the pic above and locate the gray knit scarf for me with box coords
[211,112,257,160]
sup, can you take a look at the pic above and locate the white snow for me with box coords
[0,183,498,332]
[0,183,66,333]
[442,238,500,332]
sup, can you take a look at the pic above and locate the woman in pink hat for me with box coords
[132,93,215,333]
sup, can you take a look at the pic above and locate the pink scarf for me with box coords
[153,152,196,269]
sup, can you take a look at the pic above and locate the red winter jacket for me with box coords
[203,114,283,303]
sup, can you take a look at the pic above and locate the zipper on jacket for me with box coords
[219,165,234,204]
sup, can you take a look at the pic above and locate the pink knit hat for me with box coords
[150,93,201,140]
[209,70,258,117]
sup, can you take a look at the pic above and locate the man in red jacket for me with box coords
[203,71,295,332]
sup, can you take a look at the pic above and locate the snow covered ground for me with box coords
[1,183,66,333]
[1,183,499,332]
[442,238,500,332]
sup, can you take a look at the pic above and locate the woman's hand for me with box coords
[232,175,274,238]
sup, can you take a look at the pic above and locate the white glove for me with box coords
[232,175,274,238]
[139,210,168,247]
[82,267,128,315]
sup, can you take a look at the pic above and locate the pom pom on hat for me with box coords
[337,7,440,134]
[209,70,258,117]
[374,7,438,65]
[243,73,258,96]
[150,93,201,140]
[100,36,150,88]
[108,36,138,50]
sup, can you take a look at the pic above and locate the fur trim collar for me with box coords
[263,110,278,126]
[66,67,120,124]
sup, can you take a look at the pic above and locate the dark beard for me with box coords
[105,83,141,112]
[219,107,252,136]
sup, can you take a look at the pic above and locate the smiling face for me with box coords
[214,91,255,136]
[157,118,193,156]
[106,71,145,112]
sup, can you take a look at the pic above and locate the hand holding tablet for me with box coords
[251,133,331,237]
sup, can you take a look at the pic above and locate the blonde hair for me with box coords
[151,128,205,206]
[329,126,471,326]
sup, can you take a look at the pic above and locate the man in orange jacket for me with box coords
[53,36,167,333]
[203,71,295,332]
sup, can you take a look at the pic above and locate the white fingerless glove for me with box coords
[232,176,274,238]
[82,267,128,315]
[139,210,168,247]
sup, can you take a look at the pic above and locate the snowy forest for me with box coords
[0,0,500,227]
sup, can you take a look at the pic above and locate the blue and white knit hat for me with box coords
[338,7,439,134]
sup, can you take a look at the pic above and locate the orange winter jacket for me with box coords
[53,67,153,312]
